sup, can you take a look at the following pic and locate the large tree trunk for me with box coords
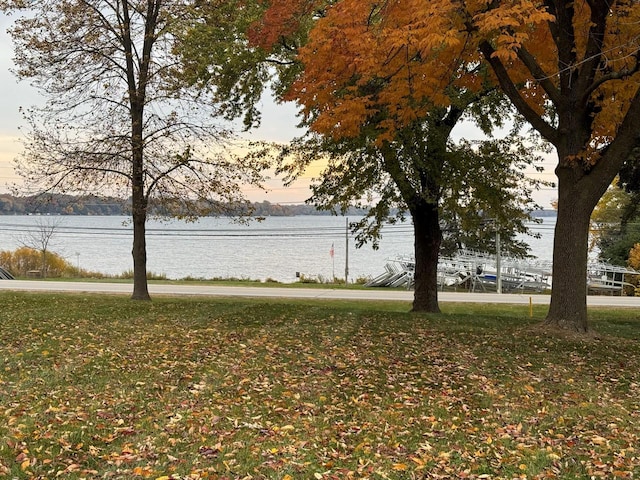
[411,202,442,313]
[544,168,598,332]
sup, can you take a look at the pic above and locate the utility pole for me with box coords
[496,226,502,294]
[345,217,349,285]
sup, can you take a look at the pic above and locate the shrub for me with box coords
[0,247,76,278]
[628,243,640,296]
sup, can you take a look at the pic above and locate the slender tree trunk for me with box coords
[544,170,596,332]
[123,0,155,301]
[411,202,442,313]
[130,106,150,301]
[131,199,150,301]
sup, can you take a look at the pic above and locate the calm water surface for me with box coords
[0,215,555,282]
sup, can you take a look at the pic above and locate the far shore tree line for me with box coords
[0,194,367,217]
[1,0,639,333]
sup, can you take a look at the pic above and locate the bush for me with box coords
[0,247,77,278]
[0,247,107,278]
[628,243,640,296]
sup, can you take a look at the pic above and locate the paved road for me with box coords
[1,280,639,307]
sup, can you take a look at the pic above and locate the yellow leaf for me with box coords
[524,385,535,393]
[134,466,154,477]
[393,463,408,471]
[20,459,30,470]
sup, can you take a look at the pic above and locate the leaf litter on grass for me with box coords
[0,292,639,479]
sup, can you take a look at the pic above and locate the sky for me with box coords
[0,14,26,190]
[0,13,316,204]
[0,13,558,208]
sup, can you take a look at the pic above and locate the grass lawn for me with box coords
[1,292,639,479]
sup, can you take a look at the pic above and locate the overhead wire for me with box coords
[0,218,563,240]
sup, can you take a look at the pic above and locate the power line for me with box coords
[0,218,562,240]
[0,221,416,239]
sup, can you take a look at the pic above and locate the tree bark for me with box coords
[545,180,592,331]
[411,201,442,313]
[41,250,47,279]
[129,98,150,300]
[545,162,613,333]
[131,202,150,301]
[125,0,153,301]
[130,118,150,300]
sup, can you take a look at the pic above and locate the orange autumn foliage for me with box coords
[253,0,555,140]
[254,0,640,161]
[283,0,480,141]
[253,0,640,329]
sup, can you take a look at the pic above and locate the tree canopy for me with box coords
[1,0,267,299]
[244,0,548,311]
[249,0,640,330]
[471,0,640,330]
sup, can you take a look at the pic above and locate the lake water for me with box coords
[0,215,556,282]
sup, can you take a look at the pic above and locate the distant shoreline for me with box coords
[0,193,557,218]
[0,209,558,217]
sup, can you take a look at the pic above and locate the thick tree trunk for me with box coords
[544,172,595,332]
[411,202,442,313]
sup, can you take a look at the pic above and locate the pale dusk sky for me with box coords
[0,13,557,207]
[0,12,328,204]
